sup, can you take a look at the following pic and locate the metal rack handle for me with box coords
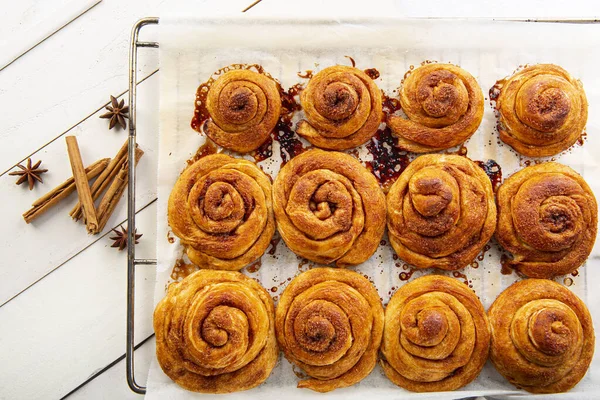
[127,16,159,395]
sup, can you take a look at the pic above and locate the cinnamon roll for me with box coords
[297,65,383,150]
[386,154,496,270]
[272,149,386,266]
[200,69,281,153]
[168,154,275,271]
[387,63,484,153]
[488,279,594,393]
[275,268,384,392]
[496,162,597,278]
[493,64,587,157]
[381,275,490,392]
[153,270,278,393]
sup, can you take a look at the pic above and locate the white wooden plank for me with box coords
[0,0,74,40]
[0,202,156,400]
[0,0,102,71]
[0,0,165,174]
[65,337,155,400]
[0,73,158,306]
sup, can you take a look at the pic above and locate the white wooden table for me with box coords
[0,1,597,399]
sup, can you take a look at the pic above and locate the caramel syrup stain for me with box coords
[268,237,281,255]
[170,259,199,281]
[364,68,380,80]
[366,127,410,192]
[563,277,574,287]
[271,286,278,293]
[398,263,417,281]
[577,130,587,146]
[246,259,262,273]
[345,56,356,67]
[474,160,502,191]
[281,83,303,119]
[252,138,273,162]
[572,270,579,277]
[275,120,306,165]
[500,254,514,275]
[382,92,402,115]
[477,244,491,261]
[402,65,415,83]
[187,140,218,166]
[470,261,479,269]
[457,145,468,157]
[489,79,504,104]
[297,70,313,79]
[167,230,175,244]
[452,271,469,286]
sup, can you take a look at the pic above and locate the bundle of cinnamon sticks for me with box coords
[23,136,143,235]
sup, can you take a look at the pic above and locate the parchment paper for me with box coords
[149,16,600,399]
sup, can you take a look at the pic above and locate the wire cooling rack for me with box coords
[124,16,600,395]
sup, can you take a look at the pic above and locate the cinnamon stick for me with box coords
[95,147,144,233]
[70,139,129,221]
[23,158,110,224]
[66,136,98,233]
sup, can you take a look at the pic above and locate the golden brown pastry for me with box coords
[153,270,278,393]
[494,64,588,157]
[201,69,281,152]
[168,154,275,270]
[496,162,597,278]
[275,267,384,392]
[272,149,386,266]
[387,154,496,270]
[387,63,484,152]
[488,279,595,393]
[381,275,490,392]
[296,65,383,150]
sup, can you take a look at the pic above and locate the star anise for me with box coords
[100,95,129,130]
[110,225,142,251]
[9,158,48,190]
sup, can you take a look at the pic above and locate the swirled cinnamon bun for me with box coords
[493,64,587,157]
[168,154,275,270]
[386,154,496,270]
[272,149,386,266]
[154,270,278,393]
[387,63,484,152]
[488,279,594,393]
[200,69,281,152]
[381,275,490,391]
[296,66,383,150]
[496,162,597,278]
[275,267,384,392]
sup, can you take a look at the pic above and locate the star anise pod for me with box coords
[9,158,48,190]
[110,225,142,251]
[100,95,129,130]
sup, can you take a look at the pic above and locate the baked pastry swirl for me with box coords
[381,275,490,392]
[272,149,386,266]
[387,63,484,152]
[494,64,588,157]
[296,65,383,150]
[168,154,275,270]
[153,270,278,393]
[488,279,595,393]
[201,69,281,152]
[386,154,496,270]
[275,268,384,392]
[496,162,597,278]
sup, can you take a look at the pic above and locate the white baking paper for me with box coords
[149,16,600,399]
